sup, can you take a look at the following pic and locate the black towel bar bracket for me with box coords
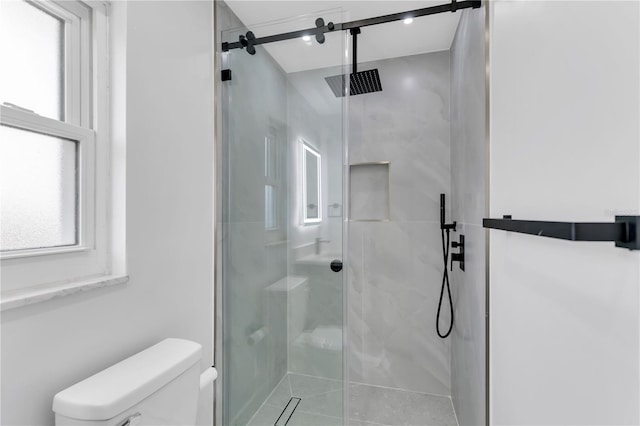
[483,215,640,250]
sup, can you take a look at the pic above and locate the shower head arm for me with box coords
[350,28,361,74]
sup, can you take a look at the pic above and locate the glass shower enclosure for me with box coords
[217,8,348,426]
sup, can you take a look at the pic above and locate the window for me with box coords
[0,1,119,301]
[1,126,79,251]
[1,0,65,121]
[264,129,280,231]
[265,184,277,230]
[264,127,285,242]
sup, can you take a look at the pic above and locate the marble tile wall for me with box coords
[348,51,452,396]
[218,3,290,425]
[449,8,487,426]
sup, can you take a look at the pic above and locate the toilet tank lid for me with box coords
[52,338,202,420]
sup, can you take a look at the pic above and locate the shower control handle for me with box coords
[451,235,465,272]
[330,260,343,272]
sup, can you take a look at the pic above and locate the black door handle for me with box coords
[330,260,343,272]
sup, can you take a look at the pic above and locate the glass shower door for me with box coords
[219,8,347,425]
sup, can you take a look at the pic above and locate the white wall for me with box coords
[489,1,640,424]
[0,2,215,424]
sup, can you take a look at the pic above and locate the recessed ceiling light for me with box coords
[302,35,311,41]
[403,18,413,24]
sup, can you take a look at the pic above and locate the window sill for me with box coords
[0,274,129,311]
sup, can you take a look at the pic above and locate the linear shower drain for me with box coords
[274,397,302,426]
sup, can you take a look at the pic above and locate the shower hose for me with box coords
[436,226,454,338]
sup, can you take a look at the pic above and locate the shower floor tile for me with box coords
[248,373,458,426]
[349,383,458,426]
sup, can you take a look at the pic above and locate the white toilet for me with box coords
[52,338,216,426]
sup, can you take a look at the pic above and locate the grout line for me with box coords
[347,419,389,426]
[348,380,453,399]
[360,224,366,377]
[287,373,293,398]
[449,395,461,426]
[287,371,342,383]
[286,372,343,399]
[284,375,454,424]
[300,387,343,400]
[293,410,343,420]
[349,219,454,226]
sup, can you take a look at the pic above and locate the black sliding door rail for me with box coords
[483,216,640,250]
[222,0,481,53]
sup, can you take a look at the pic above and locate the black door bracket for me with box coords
[483,215,640,251]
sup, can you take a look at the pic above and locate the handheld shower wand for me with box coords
[440,193,456,231]
[437,194,456,338]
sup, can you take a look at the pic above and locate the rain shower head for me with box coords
[325,69,383,97]
[324,27,382,97]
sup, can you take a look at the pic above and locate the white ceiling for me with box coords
[224,1,462,73]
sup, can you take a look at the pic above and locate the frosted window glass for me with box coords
[0,0,64,120]
[0,125,78,251]
[265,185,277,230]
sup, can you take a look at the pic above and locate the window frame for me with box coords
[0,106,95,259]
[30,0,92,127]
[0,0,115,296]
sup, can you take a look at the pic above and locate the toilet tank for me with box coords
[53,338,202,426]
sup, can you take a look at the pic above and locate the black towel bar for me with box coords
[483,216,639,250]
